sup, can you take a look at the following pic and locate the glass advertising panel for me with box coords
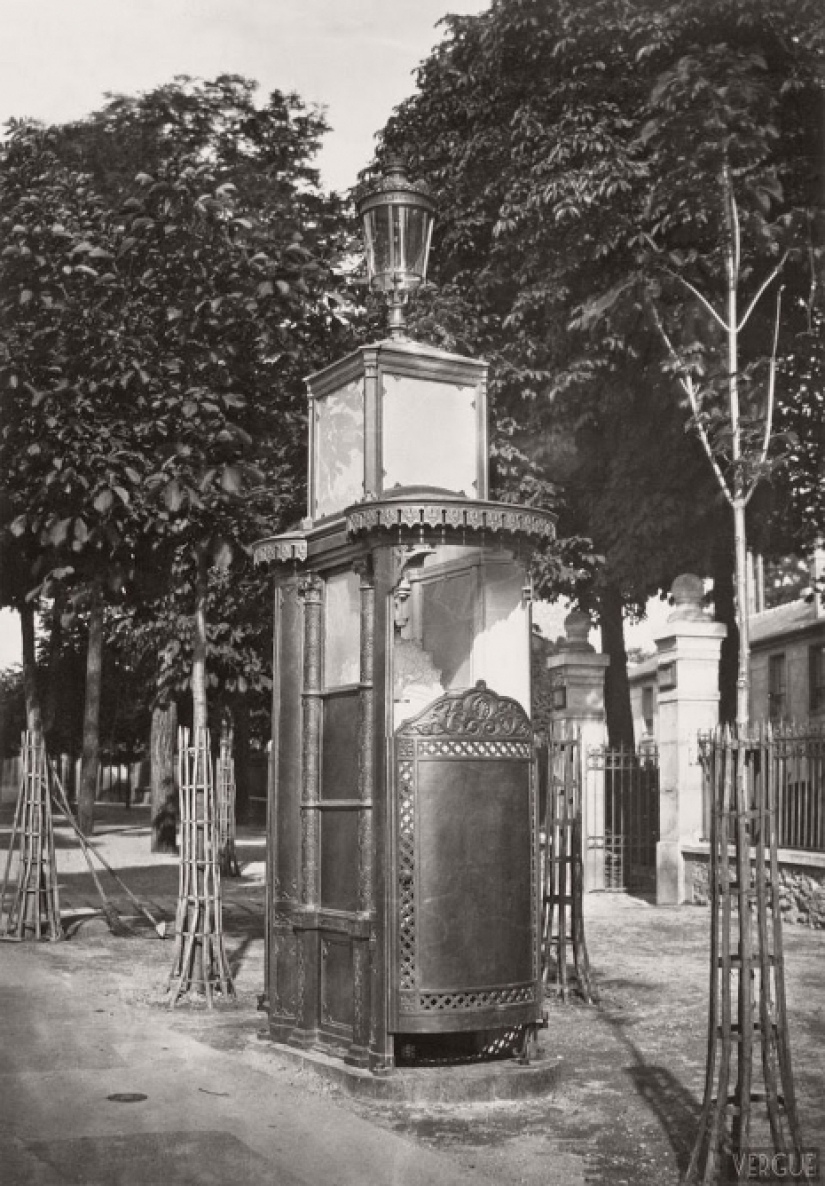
[382,375,477,496]
[314,380,364,518]
[324,571,360,688]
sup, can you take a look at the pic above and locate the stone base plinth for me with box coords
[257,1030,562,1103]
[683,845,825,929]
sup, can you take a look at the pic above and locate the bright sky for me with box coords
[0,0,489,193]
[0,0,490,666]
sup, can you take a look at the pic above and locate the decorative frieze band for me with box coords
[253,536,308,564]
[253,498,555,565]
[347,498,555,542]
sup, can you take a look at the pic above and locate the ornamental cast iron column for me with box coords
[293,574,324,1048]
[348,558,375,1066]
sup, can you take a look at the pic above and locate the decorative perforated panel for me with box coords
[398,756,416,993]
[402,985,537,1014]
[418,738,531,760]
[392,683,541,1034]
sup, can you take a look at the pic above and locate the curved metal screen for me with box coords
[390,682,541,1033]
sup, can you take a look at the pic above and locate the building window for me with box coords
[810,645,825,713]
[768,654,786,720]
[642,685,655,735]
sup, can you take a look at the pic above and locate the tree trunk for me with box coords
[732,497,750,731]
[41,592,64,748]
[599,584,635,749]
[189,549,210,990]
[150,699,178,852]
[232,697,250,825]
[192,549,209,735]
[713,516,738,727]
[78,584,104,836]
[723,169,750,732]
[19,602,44,736]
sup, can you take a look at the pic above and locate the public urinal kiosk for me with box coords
[255,335,555,1074]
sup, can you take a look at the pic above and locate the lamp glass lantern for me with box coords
[356,157,436,338]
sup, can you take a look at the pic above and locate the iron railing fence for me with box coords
[587,744,660,892]
[700,725,825,853]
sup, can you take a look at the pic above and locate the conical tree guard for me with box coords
[167,727,235,1006]
[0,732,62,941]
[540,728,595,1003]
[686,728,808,1184]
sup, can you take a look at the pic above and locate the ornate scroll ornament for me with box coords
[346,496,555,545]
[252,534,308,566]
[399,681,531,740]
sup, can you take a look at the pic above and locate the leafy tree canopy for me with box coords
[1,75,361,767]
[378,0,824,610]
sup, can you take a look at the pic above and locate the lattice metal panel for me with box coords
[419,738,532,760]
[395,1025,526,1067]
[391,682,541,1035]
[398,757,416,992]
[414,985,536,1013]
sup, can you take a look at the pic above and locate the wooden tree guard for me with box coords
[541,730,595,1003]
[686,729,807,1185]
[216,734,240,877]
[0,732,62,942]
[167,728,235,1006]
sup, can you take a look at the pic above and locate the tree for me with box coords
[1,78,359,831]
[0,122,155,830]
[377,0,823,737]
[374,0,709,739]
[767,304,825,569]
[631,21,823,728]
[0,666,26,758]
[66,79,357,748]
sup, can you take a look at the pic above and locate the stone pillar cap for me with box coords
[667,574,708,622]
[559,609,595,652]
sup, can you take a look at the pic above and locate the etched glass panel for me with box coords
[324,571,360,688]
[314,380,364,518]
[382,375,477,496]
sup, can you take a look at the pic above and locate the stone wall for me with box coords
[684,849,825,929]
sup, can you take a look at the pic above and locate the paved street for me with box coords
[1,804,823,1186]
[0,805,584,1185]
[0,942,510,1186]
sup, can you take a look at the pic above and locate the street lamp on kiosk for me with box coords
[356,155,436,340]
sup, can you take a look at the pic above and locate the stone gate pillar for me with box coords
[546,611,610,891]
[655,575,727,905]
